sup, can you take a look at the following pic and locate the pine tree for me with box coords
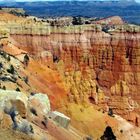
[101,126,116,140]
[23,54,29,67]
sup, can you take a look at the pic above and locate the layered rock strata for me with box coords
[1,14,140,126]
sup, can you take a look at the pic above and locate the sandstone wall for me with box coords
[9,24,140,124]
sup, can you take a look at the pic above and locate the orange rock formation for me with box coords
[1,12,140,139]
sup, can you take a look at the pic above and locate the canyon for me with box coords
[0,12,140,139]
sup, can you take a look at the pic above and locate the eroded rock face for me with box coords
[2,18,140,125]
[0,90,50,134]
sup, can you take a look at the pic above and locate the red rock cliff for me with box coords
[5,22,140,125]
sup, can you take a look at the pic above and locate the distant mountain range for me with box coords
[1,1,140,24]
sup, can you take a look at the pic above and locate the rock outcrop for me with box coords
[95,16,124,25]
[0,8,25,16]
[0,89,82,140]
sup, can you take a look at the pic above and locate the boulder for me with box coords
[48,111,70,129]
[0,89,28,118]
[27,93,50,129]
[28,93,50,116]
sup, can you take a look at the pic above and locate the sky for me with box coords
[0,0,140,2]
[17,0,140,1]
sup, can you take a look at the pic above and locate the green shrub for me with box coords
[108,108,114,117]
[72,17,84,25]
[101,126,116,140]
[7,55,11,61]
[16,87,21,92]
[7,65,15,74]
[0,62,3,70]
[23,76,29,84]
[23,54,29,66]
[2,85,6,90]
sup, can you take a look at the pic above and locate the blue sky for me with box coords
[0,0,140,2]
[17,0,140,1]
